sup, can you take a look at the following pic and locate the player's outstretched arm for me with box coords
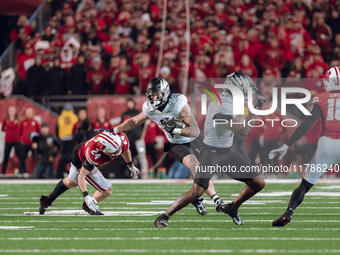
[269,104,322,160]
[121,149,139,179]
[114,112,150,133]
[176,104,200,137]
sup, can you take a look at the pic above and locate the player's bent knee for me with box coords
[248,176,265,192]
[106,187,113,196]
[63,177,78,188]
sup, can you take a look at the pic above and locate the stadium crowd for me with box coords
[1,0,340,178]
[7,0,340,97]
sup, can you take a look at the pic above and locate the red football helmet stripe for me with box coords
[98,133,119,149]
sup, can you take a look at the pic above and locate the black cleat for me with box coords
[222,202,245,225]
[39,196,52,215]
[82,202,104,215]
[214,198,225,213]
[272,211,292,227]
[191,198,208,215]
[154,213,169,227]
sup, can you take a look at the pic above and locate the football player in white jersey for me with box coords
[269,66,340,227]
[154,72,266,227]
[100,77,224,216]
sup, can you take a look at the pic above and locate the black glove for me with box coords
[254,95,266,110]
[212,113,233,120]
[161,118,176,135]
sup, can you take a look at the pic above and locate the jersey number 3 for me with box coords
[327,98,340,121]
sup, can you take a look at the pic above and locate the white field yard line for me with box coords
[2,227,340,232]
[1,224,340,231]
[1,179,340,185]
[1,206,339,210]
[2,219,340,224]
[0,249,340,254]
[1,237,340,241]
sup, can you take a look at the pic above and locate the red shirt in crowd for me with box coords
[16,51,35,80]
[86,70,108,94]
[144,121,164,145]
[132,64,156,94]
[260,47,286,71]
[262,114,283,141]
[2,118,20,143]
[92,119,112,130]
[19,119,40,145]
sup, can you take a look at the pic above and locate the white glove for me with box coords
[128,165,139,179]
[268,144,289,160]
[84,195,99,212]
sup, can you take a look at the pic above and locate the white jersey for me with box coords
[203,95,236,148]
[142,93,195,144]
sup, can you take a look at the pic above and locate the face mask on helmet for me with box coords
[96,132,123,157]
[146,77,170,109]
[221,72,257,99]
[323,67,340,92]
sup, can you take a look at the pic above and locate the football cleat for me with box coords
[39,196,52,215]
[222,202,245,225]
[154,213,169,227]
[214,198,225,213]
[82,202,104,215]
[191,198,208,216]
[272,211,292,227]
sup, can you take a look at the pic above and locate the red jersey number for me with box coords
[326,98,340,121]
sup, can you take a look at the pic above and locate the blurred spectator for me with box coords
[32,122,62,179]
[0,67,15,98]
[19,107,40,178]
[260,37,286,75]
[92,107,111,130]
[311,12,333,56]
[73,109,95,144]
[26,55,46,98]
[9,15,33,49]
[1,106,21,177]
[236,55,258,78]
[121,98,143,159]
[111,55,135,94]
[159,66,178,92]
[247,122,263,165]
[55,103,78,178]
[168,160,190,179]
[132,52,156,94]
[47,57,67,95]
[16,44,35,94]
[144,120,163,177]
[261,111,284,167]
[68,53,88,95]
[86,57,108,94]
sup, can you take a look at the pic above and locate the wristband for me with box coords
[172,128,182,135]
[113,127,119,133]
[126,162,133,167]
[82,191,89,198]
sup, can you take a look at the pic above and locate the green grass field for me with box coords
[0,180,340,254]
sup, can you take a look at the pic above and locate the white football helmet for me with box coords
[323,67,340,92]
[96,131,122,157]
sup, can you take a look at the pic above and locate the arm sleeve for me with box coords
[286,104,322,147]
[82,159,94,171]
